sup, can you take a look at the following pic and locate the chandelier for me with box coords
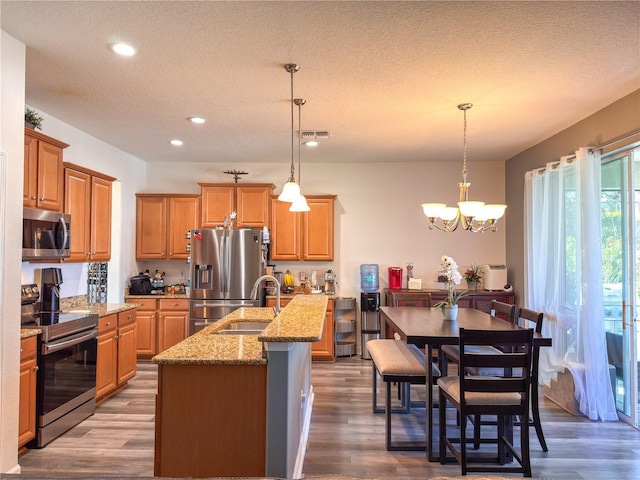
[421,103,506,232]
[278,63,302,203]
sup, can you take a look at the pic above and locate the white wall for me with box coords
[0,30,27,474]
[145,158,507,300]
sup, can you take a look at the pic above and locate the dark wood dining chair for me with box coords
[490,300,518,324]
[516,307,547,452]
[438,327,535,477]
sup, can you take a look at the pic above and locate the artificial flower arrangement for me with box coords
[433,255,467,307]
[463,263,482,283]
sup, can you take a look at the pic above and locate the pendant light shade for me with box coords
[289,97,310,212]
[290,193,310,212]
[278,63,302,203]
[278,180,301,203]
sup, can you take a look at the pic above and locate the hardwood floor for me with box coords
[17,358,640,479]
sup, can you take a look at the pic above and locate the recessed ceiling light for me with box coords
[110,43,137,56]
[169,139,183,146]
[304,140,319,147]
[188,116,206,124]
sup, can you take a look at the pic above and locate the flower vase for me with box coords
[466,280,479,292]
[442,304,458,321]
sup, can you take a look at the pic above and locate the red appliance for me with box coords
[388,267,403,290]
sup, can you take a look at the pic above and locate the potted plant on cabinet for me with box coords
[463,263,482,292]
[25,108,43,130]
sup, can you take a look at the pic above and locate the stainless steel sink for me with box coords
[215,329,264,335]
[215,321,268,335]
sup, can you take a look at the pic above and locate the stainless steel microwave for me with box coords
[22,207,71,261]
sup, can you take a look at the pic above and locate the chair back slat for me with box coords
[458,328,534,401]
[490,300,517,323]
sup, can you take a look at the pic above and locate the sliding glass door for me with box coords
[601,147,639,428]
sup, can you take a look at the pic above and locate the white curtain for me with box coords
[524,147,618,421]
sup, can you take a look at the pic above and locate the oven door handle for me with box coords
[43,328,98,355]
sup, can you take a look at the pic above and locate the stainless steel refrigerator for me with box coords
[189,228,265,335]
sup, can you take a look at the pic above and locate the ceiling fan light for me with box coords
[278,180,300,202]
[289,194,310,212]
[422,203,446,218]
[458,201,485,218]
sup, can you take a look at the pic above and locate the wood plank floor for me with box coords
[17,358,640,479]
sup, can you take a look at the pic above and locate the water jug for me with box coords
[360,264,379,292]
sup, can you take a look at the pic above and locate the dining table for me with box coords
[379,306,552,462]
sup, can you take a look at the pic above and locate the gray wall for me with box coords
[505,89,640,302]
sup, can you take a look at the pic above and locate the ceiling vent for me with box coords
[300,130,330,139]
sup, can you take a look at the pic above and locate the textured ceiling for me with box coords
[2,1,639,165]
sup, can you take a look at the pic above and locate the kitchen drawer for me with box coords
[159,299,189,311]
[133,299,158,311]
[118,309,137,327]
[20,335,37,360]
[98,314,118,334]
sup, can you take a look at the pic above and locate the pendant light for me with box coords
[421,103,507,232]
[290,98,311,212]
[278,63,302,202]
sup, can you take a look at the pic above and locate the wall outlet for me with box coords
[180,271,186,280]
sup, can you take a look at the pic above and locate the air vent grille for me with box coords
[300,130,330,139]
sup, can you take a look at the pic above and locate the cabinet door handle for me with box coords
[34,366,39,372]
[39,197,45,201]
[31,196,37,200]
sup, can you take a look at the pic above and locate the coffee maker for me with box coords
[323,269,337,295]
[41,267,63,312]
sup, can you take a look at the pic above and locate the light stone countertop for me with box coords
[62,302,139,317]
[20,328,40,339]
[152,295,328,366]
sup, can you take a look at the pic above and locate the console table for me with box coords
[383,288,515,312]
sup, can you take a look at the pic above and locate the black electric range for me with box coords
[21,284,98,342]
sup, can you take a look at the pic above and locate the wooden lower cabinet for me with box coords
[158,299,189,353]
[266,296,334,361]
[96,309,137,403]
[130,297,188,358]
[19,336,38,448]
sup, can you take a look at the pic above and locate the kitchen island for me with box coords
[152,294,328,479]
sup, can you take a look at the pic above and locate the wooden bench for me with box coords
[367,339,440,451]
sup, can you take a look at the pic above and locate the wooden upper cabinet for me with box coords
[137,196,168,259]
[91,176,113,261]
[270,195,336,262]
[24,128,68,211]
[63,163,115,262]
[199,183,273,228]
[136,194,199,260]
[304,196,335,261]
[200,185,235,227]
[167,196,199,259]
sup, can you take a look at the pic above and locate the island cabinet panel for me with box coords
[199,183,273,228]
[154,363,268,478]
[269,194,336,261]
[19,336,38,448]
[24,129,68,211]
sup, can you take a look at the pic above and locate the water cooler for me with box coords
[361,292,380,360]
